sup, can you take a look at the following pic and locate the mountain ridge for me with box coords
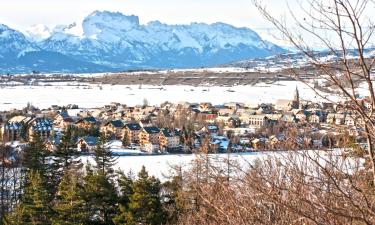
[0,10,285,74]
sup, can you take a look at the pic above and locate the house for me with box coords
[44,136,61,152]
[217,108,235,116]
[139,126,161,148]
[275,99,295,111]
[143,143,160,153]
[124,123,142,143]
[308,112,323,124]
[75,116,98,129]
[101,120,124,139]
[1,116,33,141]
[76,136,98,153]
[1,122,24,141]
[159,128,180,151]
[246,115,269,128]
[54,112,74,129]
[28,118,54,141]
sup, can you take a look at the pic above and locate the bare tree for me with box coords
[252,0,375,183]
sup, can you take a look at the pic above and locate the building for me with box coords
[247,115,269,128]
[75,116,98,130]
[123,123,142,143]
[139,126,161,148]
[1,116,35,141]
[28,118,54,141]
[102,120,124,139]
[159,128,180,151]
[76,136,98,153]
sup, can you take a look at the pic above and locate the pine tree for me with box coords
[83,171,118,225]
[22,133,54,199]
[51,128,82,193]
[113,171,134,225]
[6,170,53,225]
[22,133,50,173]
[94,134,116,177]
[52,170,86,225]
[123,166,166,225]
[122,132,130,148]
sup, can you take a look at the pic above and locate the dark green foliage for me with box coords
[94,135,117,177]
[6,170,52,225]
[52,170,86,225]
[83,171,118,225]
[117,166,166,225]
[122,132,130,148]
[51,128,82,193]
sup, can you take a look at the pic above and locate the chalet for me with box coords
[159,128,180,151]
[28,118,54,141]
[124,123,142,143]
[76,136,98,153]
[44,136,61,152]
[75,116,98,129]
[1,116,33,141]
[140,127,161,149]
[102,120,124,139]
[54,111,74,129]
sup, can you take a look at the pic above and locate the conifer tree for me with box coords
[52,170,86,225]
[94,134,116,177]
[51,128,82,193]
[123,166,166,225]
[22,133,54,199]
[6,170,52,225]
[122,132,130,148]
[113,171,134,225]
[83,171,118,225]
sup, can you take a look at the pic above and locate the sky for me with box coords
[0,0,291,33]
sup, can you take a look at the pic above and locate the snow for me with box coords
[81,149,355,181]
[105,140,144,155]
[0,81,331,111]
[24,24,51,42]
[81,152,272,181]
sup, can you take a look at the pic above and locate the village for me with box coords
[0,87,367,155]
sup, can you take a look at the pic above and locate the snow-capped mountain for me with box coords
[1,11,285,73]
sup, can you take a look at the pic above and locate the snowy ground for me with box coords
[81,152,273,181]
[0,80,332,111]
[81,149,353,181]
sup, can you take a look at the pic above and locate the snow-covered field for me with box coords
[81,152,272,181]
[81,149,354,181]
[0,80,329,110]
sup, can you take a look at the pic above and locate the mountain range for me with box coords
[0,11,285,74]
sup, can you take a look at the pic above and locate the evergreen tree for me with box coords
[122,132,130,148]
[94,134,116,177]
[113,171,134,225]
[52,170,86,225]
[51,128,82,193]
[83,171,118,225]
[22,133,50,174]
[6,170,52,225]
[123,166,166,225]
[22,133,54,199]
